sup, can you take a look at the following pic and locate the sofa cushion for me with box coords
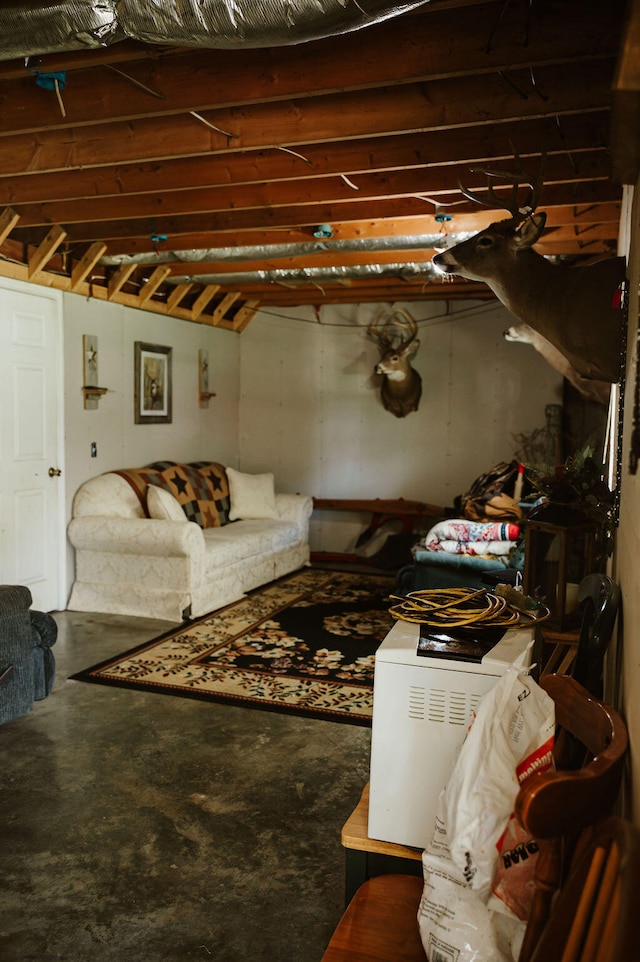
[146,484,187,522]
[227,468,278,520]
[203,519,300,569]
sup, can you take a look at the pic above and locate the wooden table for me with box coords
[340,783,423,904]
[311,497,444,564]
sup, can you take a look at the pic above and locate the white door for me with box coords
[0,282,65,612]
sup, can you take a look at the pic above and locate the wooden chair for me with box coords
[321,674,628,962]
[530,816,640,962]
[572,573,621,699]
[321,873,426,962]
[539,573,621,695]
[515,673,628,962]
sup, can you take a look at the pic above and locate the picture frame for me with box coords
[134,341,172,424]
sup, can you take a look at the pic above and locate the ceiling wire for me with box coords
[256,299,505,328]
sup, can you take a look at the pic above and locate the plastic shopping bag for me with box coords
[418,655,555,961]
[419,794,526,962]
[442,656,555,907]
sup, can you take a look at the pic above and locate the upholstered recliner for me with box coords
[0,585,57,725]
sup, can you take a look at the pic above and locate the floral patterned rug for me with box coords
[71,568,396,726]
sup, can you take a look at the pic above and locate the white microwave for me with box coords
[368,619,533,849]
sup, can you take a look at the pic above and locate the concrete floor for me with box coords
[0,607,372,962]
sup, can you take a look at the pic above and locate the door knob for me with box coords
[48,467,62,477]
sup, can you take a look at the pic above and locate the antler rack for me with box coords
[366,307,418,350]
[458,148,547,222]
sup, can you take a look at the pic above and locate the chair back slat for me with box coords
[531,819,640,962]
[579,845,620,962]
[516,676,628,962]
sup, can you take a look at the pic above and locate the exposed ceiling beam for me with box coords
[10,151,611,228]
[0,0,627,321]
[0,61,615,176]
[0,0,618,136]
[0,114,611,204]
[12,180,616,247]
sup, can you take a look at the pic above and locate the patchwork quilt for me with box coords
[113,460,230,528]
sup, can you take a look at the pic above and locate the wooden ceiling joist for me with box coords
[190,284,221,319]
[166,283,194,311]
[0,62,616,182]
[0,0,629,324]
[70,241,107,290]
[138,266,172,305]
[0,0,617,137]
[11,183,619,254]
[9,151,612,231]
[209,292,241,326]
[231,301,261,332]
[0,207,20,247]
[28,224,66,279]
[107,263,137,299]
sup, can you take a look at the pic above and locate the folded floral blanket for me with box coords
[413,519,521,558]
[432,539,516,556]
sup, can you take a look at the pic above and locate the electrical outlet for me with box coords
[91,442,97,458]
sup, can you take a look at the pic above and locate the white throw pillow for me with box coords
[146,484,187,522]
[227,467,278,520]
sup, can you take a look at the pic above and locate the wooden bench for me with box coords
[310,497,444,564]
[322,674,630,962]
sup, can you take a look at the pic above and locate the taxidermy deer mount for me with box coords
[504,323,611,406]
[367,308,422,418]
[432,151,626,385]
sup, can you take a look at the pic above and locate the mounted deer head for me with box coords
[432,151,626,384]
[367,308,422,418]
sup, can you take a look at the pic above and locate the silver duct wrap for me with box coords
[0,3,123,60]
[122,0,429,48]
[100,234,467,267]
[0,0,430,60]
[164,262,442,287]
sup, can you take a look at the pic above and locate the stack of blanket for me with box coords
[413,519,521,559]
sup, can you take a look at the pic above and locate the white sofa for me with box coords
[67,460,313,622]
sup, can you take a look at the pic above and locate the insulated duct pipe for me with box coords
[0,0,431,60]
[100,234,471,268]
[164,262,443,287]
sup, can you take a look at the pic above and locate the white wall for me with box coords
[57,291,563,592]
[239,300,563,552]
[62,294,241,590]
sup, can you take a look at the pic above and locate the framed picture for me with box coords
[134,341,172,424]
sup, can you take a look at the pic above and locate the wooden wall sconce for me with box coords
[199,349,216,408]
[82,334,109,409]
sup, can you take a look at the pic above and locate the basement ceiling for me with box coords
[0,0,634,332]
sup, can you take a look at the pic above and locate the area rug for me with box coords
[71,568,396,726]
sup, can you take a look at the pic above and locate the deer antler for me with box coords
[367,308,418,350]
[459,147,546,221]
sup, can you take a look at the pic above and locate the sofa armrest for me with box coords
[68,517,206,559]
[275,493,313,530]
[0,585,33,616]
[30,611,58,650]
[30,611,57,700]
[0,586,36,724]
